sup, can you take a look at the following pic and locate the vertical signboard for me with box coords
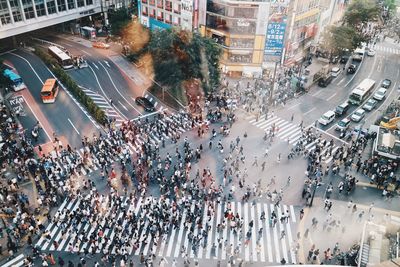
[264,0,289,61]
[264,22,286,56]
[181,0,193,30]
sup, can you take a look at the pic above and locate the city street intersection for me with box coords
[1,29,400,267]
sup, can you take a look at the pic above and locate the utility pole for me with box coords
[269,60,279,105]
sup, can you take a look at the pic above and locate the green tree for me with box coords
[109,8,131,37]
[322,25,364,56]
[343,0,379,27]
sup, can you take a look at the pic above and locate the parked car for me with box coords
[381,79,392,88]
[336,118,351,131]
[351,109,366,122]
[367,49,376,56]
[347,64,357,74]
[373,87,387,101]
[335,102,350,117]
[318,110,335,126]
[363,99,378,111]
[92,41,110,49]
[135,97,155,112]
[318,75,334,87]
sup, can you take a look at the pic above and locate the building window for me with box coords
[173,3,180,14]
[12,10,22,21]
[77,0,84,7]
[165,0,171,11]
[156,0,162,8]
[173,15,180,25]
[142,6,147,15]
[67,0,75,9]
[230,38,254,48]
[233,7,256,19]
[0,0,12,24]
[142,0,147,3]
[228,52,252,63]
[23,3,35,20]
[57,0,66,11]
[149,8,155,17]
[165,13,171,23]
[157,10,163,20]
[149,0,154,6]
[86,0,92,5]
[46,0,57,13]
[35,0,46,17]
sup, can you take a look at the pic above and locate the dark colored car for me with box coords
[347,64,357,74]
[335,102,350,117]
[381,79,392,88]
[318,75,334,87]
[135,97,155,112]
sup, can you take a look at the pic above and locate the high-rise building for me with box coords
[200,0,291,77]
[283,0,320,65]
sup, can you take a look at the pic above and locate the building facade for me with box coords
[200,0,272,77]
[137,0,201,30]
[0,0,101,38]
[283,0,320,65]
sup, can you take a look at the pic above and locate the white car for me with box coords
[331,67,341,77]
[351,109,366,122]
[318,110,335,126]
[373,87,387,101]
[367,49,376,56]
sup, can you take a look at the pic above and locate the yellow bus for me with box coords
[41,78,59,103]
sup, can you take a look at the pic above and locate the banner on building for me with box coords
[264,22,286,56]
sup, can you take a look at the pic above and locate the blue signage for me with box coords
[264,22,286,56]
[149,18,172,30]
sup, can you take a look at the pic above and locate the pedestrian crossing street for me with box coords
[249,115,303,144]
[1,254,27,267]
[35,197,298,264]
[248,115,344,164]
[80,87,126,127]
[44,112,199,179]
[373,45,400,55]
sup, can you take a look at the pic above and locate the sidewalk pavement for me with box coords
[299,197,399,264]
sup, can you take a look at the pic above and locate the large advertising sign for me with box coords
[181,0,193,30]
[264,22,286,56]
[149,18,171,30]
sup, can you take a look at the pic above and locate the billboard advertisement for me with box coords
[264,22,286,56]
[149,18,171,30]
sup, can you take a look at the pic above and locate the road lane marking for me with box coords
[10,52,44,83]
[81,50,91,56]
[88,65,128,120]
[98,61,142,115]
[327,92,337,101]
[337,77,345,86]
[303,107,316,115]
[313,126,348,144]
[19,95,52,142]
[312,90,322,97]
[118,100,128,111]
[92,62,99,69]
[288,103,300,110]
[68,118,80,135]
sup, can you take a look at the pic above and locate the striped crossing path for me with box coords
[35,197,299,264]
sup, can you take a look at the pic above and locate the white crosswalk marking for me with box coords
[36,197,298,264]
[1,254,26,267]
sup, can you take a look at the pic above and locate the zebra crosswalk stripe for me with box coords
[264,203,273,262]
[1,254,25,267]
[35,197,298,264]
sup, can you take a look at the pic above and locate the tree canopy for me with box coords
[343,0,379,27]
[322,25,363,55]
[108,8,131,37]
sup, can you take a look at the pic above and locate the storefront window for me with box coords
[206,14,256,34]
[230,38,254,48]
[228,52,252,63]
